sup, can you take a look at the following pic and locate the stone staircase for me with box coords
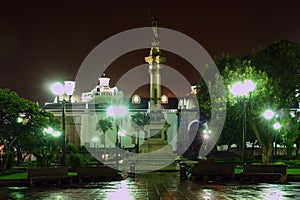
[120,152,180,172]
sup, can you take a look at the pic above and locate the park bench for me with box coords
[242,164,287,183]
[190,163,235,181]
[27,167,72,186]
[206,151,236,163]
[77,166,122,182]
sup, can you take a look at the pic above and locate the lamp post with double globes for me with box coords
[230,80,255,165]
[263,109,281,161]
[50,81,75,167]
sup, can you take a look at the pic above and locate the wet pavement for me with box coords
[1,172,300,199]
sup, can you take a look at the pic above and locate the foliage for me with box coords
[96,118,113,134]
[66,143,85,168]
[96,118,113,148]
[249,39,300,104]
[247,39,300,160]
[0,88,58,170]
[277,109,300,156]
[131,112,150,152]
[223,59,282,164]
[67,153,84,169]
[32,146,58,168]
[67,143,79,154]
[131,113,150,127]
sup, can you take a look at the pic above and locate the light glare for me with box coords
[264,109,275,119]
[273,122,281,130]
[50,82,64,95]
[52,131,61,137]
[230,80,255,96]
[107,105,128,117]
[64,81,76,96]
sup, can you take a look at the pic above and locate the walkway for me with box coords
[1,172,300,199]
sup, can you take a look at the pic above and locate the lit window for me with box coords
[132,94,141,104]
[161,95,168,104]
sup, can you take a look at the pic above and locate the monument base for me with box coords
[140,138,172,154]
[121,152,180,172]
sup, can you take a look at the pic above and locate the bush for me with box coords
[67,144,79,154]
[67,153,84,169]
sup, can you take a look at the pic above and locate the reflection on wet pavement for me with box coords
[1,172,300,199]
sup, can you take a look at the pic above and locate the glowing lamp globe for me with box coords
[230,80,255,96]
[64,81,76,96]
[244,80,256,93]
[273,122,281,130]
[263,109,275,119]
[50,82,65,96]
[107,105,128,118]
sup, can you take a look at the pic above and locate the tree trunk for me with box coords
[16,143,23,165]
[261,142,273,164]
[249,117,273,164]
[227,144,231,152]
[2,150,10,170]
[103,133,106,148]
[248,142,255,158]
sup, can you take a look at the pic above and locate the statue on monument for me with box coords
[149,14,159,39]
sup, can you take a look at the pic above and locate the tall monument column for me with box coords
[144,16,166,107]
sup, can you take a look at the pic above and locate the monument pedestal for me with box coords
[140,139,172,154]
[139,121,172,153]
[126,121,178,172]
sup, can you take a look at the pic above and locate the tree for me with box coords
[131,112,150,153]
[296,128,300,155]
[277,109,300,156]
[20,110,59,163]
[223,59,282,164]
[96,118,113,148]
[248,39,300,158]
[249,39,300,105]
[0,88,57,169]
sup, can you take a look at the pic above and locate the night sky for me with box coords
[1,1,300,104]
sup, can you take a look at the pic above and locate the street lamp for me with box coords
[50,81,75,167]
[106,105,128,169]
[230,80,255,165]
[273,122,281,130]
[273,122,281,160]
[91,137,99,148]
[263,109,275,119]
[44,127,62,137]
[263,109,281,162]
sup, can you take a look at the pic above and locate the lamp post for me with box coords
[230,80,255,165]
[106,105,128,169]
[263,109,281,162]
[273,122,281,161]
[50,81,75,167]
[91,137,99,148]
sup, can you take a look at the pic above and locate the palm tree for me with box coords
[96,118,113,148]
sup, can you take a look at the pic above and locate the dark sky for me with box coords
[1,1,300,104]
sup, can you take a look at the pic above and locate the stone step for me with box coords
[134,153,178,159]
[120,154,180,172]
[120,160,179,172]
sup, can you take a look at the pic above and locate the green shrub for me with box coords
[67,144,79,154]
[67,153,84,169]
